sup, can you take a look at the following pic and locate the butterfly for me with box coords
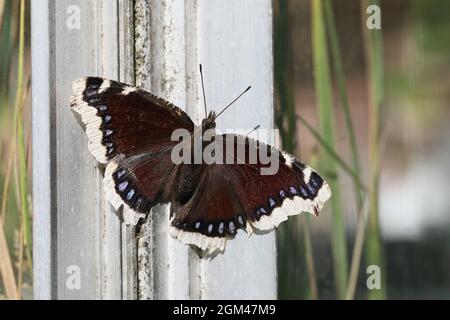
[70,71,331,254]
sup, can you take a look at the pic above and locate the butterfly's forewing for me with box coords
[170,134,331,253]
[70,77,194,163]
[70,77,194,222]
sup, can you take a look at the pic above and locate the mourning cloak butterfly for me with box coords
[70,76,331,254]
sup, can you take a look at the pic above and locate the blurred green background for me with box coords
[1,0,450,299]
[275,0,450,299]
[0,0,32,300]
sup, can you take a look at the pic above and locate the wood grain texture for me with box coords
[32,0,276,299]
[53,0,102,299]
[195,0,277,299]
[32,0,135,299]
[118,0,138,300]
[135,0,191,300]
[31,0,53,300]
[135,0,276,299]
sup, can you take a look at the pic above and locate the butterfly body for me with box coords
[70,77,331,254]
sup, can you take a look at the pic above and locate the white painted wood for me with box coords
[155,0,191,300]
[195,0,277,299]
[135,0,190,300]
[118,0,138,300]
[54,0,100,299]
[97,0,123,300]
[31,0,53,300]
[32,0,135,299]
[133,0,154,300]
[32,0,276,300]
[135,0,276,299]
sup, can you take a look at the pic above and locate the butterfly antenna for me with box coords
[245,124,260,136]
[215,85,251,120]
[199,64,208,118]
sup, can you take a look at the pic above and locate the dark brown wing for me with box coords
[70,77,194,163]
[103,141,180,223]
[169,134,331,253]
[70,77,194,222]
[169,165,248,253]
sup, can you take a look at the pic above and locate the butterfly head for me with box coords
[201,111,217,132]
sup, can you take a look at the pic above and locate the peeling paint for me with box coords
[134,0,151,90]
[137,220,153,299]
[132,0,275,300]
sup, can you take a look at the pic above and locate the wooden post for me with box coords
[32,0,276,299]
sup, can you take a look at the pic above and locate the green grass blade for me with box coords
[311,0,348,299]
[274,0,296,152]
[323,0,363,207]
[297,115,366,191]
[15,0,32,272]
[322,0,368,299]
[361,0,386,300]
[275,0,317,299]
[346,194,369,300]
[302,215,318,299]
[0,0,12,96]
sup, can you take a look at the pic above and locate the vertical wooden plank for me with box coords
[157,0,191,300]
[52,0,101,299]
[184,2,202,299]
[134,0,156,300]
[135,0,190,300]
[97,0,123,300]
[32,0,136,299]
[31,0,54,300]
[195,0,277,299]
[135,0,276,299]
[118,0,138,301]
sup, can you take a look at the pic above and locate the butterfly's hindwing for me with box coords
[169,135,331,253]
[169,166,250,253]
